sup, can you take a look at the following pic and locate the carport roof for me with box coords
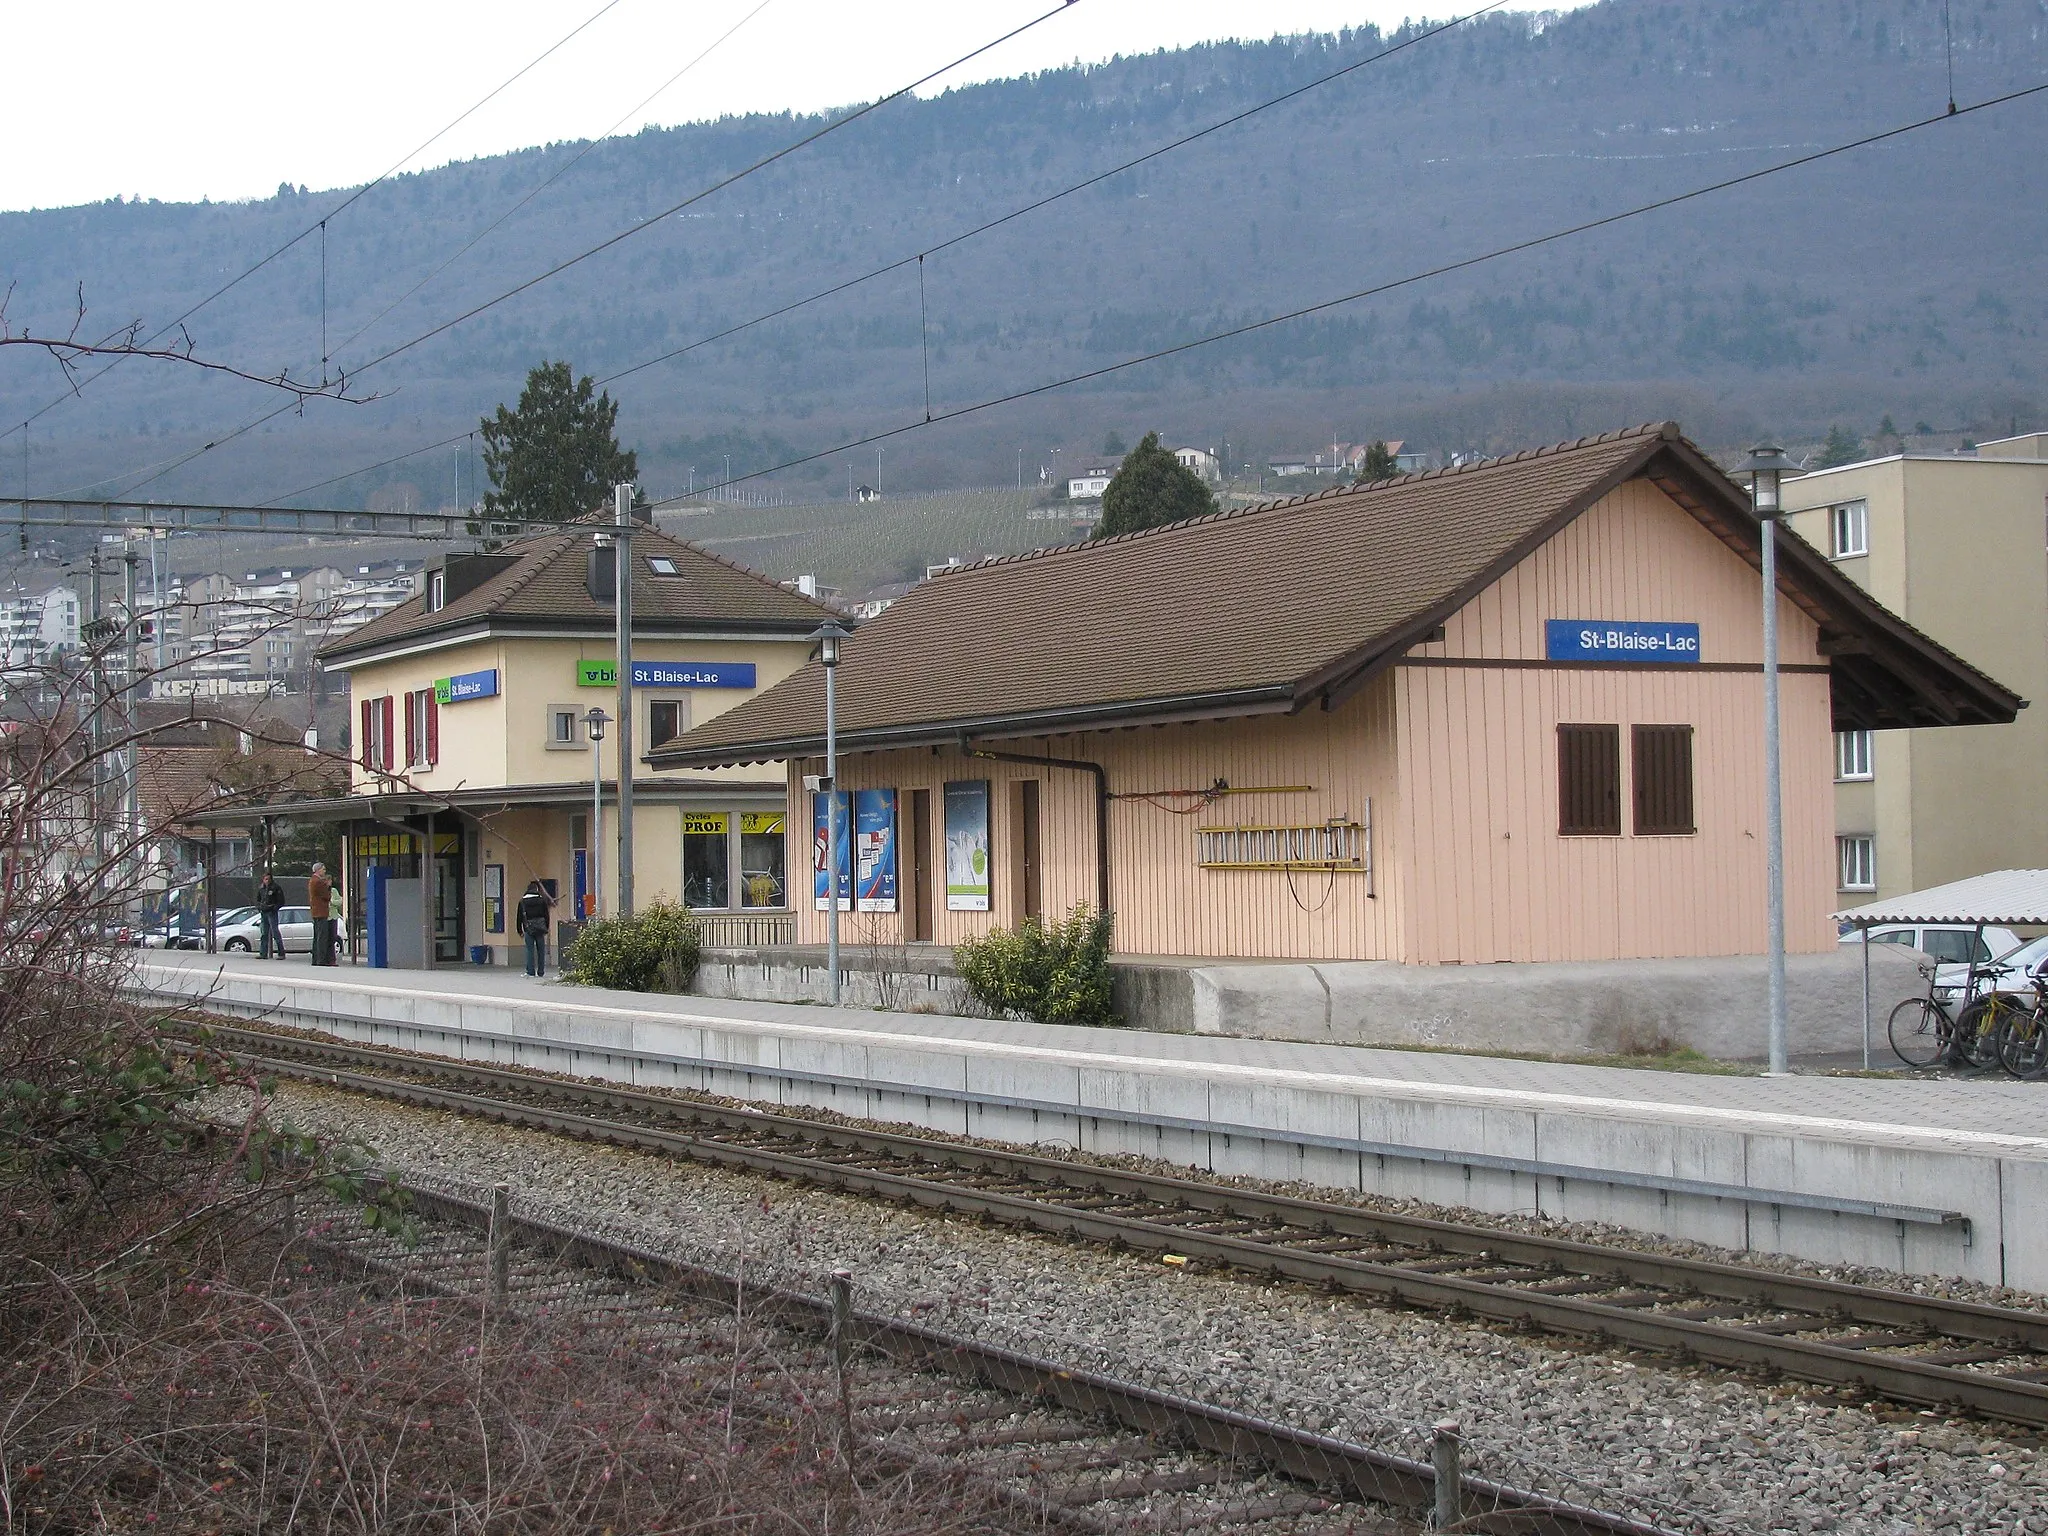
[1835,871,2048,928]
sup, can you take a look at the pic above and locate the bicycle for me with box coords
[1887,958,2015,1069]
[1994,966,2048,1079]
[1887,963,1957,1067]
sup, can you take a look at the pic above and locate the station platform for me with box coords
[136,952,2048,1293]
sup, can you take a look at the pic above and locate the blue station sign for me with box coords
[1545,620,1700,663]
[434,667,499,703]
[578,659,757,689]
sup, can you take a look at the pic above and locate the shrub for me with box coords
[566,901,702,992]
[955,905,1118,1027]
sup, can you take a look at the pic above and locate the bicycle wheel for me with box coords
[1999,1010,2048,1079]
[1888,997,1953,1068]
[1953,997,2007,1070]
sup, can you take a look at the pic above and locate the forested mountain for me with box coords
[2,0,2043,514]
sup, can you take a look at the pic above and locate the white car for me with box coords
[1836,922,2022,966]
[218,905,320,955]
[1931,934,2048,1005]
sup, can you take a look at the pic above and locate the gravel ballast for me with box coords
[239,1079,2045,1535]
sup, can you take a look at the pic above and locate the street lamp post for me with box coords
[584,706,609,920]
[1744,443,1798,1074]
[809,619,851,1005]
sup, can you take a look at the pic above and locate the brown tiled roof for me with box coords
[318,520,838,664]
[652,423,2021,767]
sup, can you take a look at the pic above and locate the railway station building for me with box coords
[299,515,835,965]
[651,424,2019,968]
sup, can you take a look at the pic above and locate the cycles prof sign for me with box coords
[1545,620,1699,663]
[577,659,757,688]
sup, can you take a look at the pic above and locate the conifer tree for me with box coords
[1096,432,1217,537]
[478,361,638,533]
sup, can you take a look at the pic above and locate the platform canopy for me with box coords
[1834,869,2048,927]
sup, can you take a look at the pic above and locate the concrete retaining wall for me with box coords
[699,942,1925,1061]
[143,960,2048,1293]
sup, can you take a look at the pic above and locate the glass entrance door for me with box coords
[433,848,464,962]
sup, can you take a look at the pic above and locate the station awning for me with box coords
[1834,870,2048,927]
[173,777,783,828]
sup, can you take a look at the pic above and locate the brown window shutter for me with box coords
[360,700,373,769]
[380,696,395,771]
[426,692,440,766]
[1632,724,1696,835]
[403,691,417,767]
[1557,724,1621,835]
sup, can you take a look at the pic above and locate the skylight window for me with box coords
[647,556,679,576]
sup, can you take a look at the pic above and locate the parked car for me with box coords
[216,905,346,957]
[1931,933,2048,1004]
[134,919,204,949]
[1836,922,2023,965]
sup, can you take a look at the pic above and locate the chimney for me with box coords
[587,544,615,602]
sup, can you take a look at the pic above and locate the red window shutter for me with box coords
[426,692,440,766]
[360,700,373,769]
[380,696,395,771]
[403,691,418,767]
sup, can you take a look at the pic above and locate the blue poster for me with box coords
[855,789,898,913]
[1544,620,1700,663]
[811,790,852,910]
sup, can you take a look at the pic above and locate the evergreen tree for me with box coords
[478,362,638,535]
[1097,432,1217,537]
[1813,423,1863,469]
[1353,440,1400,483]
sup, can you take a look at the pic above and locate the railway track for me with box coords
[299,1172,1680,1534]
[182,1010,2048,1430]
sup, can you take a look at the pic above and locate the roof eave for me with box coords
[649,685,1301,769]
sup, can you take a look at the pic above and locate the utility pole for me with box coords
[123,545,140,888]
[613,482,636,918]
[88,550,106,893]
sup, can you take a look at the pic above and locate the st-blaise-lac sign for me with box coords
[577,660,757,688]
[1544,620,1700,663]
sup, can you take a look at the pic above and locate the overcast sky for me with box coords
[3,1,1586,212]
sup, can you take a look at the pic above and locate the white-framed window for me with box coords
[1834,729,1874,781]
[1838,834,1876,891]
[647,556,679,576]
[648,696,689,749]
[426,569,445,611]
[1829,500,1869,559]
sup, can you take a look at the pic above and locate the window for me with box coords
[359,695,395,771]
[426,569,445,611]
[1557,724,1621,835]
[403,688,438,769]
[739,811,787,908]
[545,704,583,750]
[1923,929,1992,965]
[1834,729,1874,781]
[1631,725,1695,835]
[682,812,730,908]
[648,697,688,749]
[1829,500,1869,559]
[1838,835,1876,891]
[646,556,679,576]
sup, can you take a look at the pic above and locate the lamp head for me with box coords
[584,705,609,743]
[807,618,852,667]
[1741,443,1798,518]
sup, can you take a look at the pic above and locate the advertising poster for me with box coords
[854,789,898,912]
[943,779,992,912]
[810,790,853,910]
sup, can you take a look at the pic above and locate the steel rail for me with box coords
[344,1175,1680,1535]
[186,1016,2048,1427]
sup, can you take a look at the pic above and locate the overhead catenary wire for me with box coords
[7,0,634,442]
[649,79,2048,506]
[259,3,1504,507]
[84,0,1085,510]
[344,1,1084,378]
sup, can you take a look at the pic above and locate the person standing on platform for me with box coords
[256,869,286,961]
[309,862,335,966]
[517,880,554,977]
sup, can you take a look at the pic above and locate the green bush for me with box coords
[567,901,702,993]
[955,905,1118,1027]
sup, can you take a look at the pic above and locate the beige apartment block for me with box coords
[1783,433,2048,904]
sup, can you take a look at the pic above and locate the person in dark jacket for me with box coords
[257,871,286,960]
[516,880,554,977]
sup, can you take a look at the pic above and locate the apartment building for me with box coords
[1782,432,2048,903]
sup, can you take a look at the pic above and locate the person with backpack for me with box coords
[256,870,286,961]
[516,879,555,977]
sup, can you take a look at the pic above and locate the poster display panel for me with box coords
[810,790,853,911]
[854,789,898,912]
[943,779,992,911]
